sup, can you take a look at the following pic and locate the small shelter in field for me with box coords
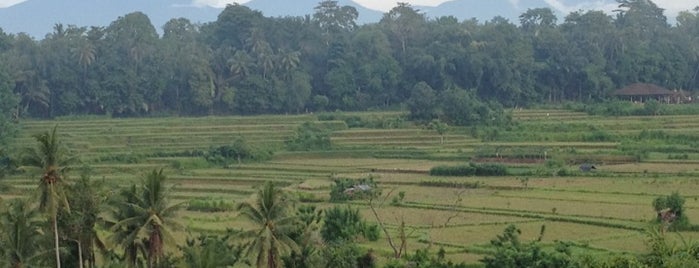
[613,83,673,103]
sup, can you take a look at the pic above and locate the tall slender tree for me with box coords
[237,182,298,268]
[22,125,74,268]
[108,169,181,268]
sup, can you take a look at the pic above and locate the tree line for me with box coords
[0,0,697,121]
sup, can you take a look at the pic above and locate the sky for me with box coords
[0,0,696,17]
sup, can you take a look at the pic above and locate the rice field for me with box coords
[4,108,699,264]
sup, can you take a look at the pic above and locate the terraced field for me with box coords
[5,108,699,264]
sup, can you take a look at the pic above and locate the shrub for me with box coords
[321,206,380,243]
[653,192,690,231]
[418,180,482,189]
[187,198,235,212]
[329,177,379,202]
[429,163,508,176]
[205,137,273,166]
[285,122,333,151]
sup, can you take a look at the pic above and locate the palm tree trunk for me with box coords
[53,213,61,268]
[77,240,83,268]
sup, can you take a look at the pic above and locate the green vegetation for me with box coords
[2,1,698,120]
[429,163,509,176]
[1,0,697,266]
[329,177,379,202]
[204,137,273,166]
[3,107,699,266]
[285,122,333,151]
[321,206,380,243]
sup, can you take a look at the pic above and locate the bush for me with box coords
[653,192,690,231]
[187,198,235,212]
[418,180,482,189]
[205,137,273,166]
[285,122,333,151]
[329,177,379,202]
[321,206,380,243]
[429,163,508,176]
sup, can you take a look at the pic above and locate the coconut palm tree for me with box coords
[108,169,182,268]
[0,199,46,268]
[237,182,298,268]
[60,175,107,268]
[22,125,74,268]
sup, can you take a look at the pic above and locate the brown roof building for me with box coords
[612,83,674,103]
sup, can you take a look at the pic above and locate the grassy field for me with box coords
[4,108,699,265]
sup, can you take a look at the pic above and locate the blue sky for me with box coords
[1,0,696,17]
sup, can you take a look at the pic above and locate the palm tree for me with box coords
[229,50,255,79]
[0,199,46,268]
[61,175,107,268]
[22,125,74,268]
[237,182,298,268]
[108,169,182,268]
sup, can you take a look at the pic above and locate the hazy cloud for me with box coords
[0,0,26,8]
[191,0,250,8]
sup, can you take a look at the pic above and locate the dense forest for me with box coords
[0,0,698,121]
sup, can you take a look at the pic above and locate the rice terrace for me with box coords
[5,0,699,267]
[5,107,699,266]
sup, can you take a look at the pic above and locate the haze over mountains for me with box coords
[0,0,689,38]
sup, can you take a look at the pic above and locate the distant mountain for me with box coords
[417,0,550,23]
[0,0,221,38]
[0,0,623,38]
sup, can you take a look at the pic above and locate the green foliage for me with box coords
[317,113,408,129]
[643,227,699,267]
[329,177,379,202]
[107,169,182,267]
[187,198,235,212]
[0,64,18,147]
[438,88,512,127]
[407,81,438,122]
[204,137,273,166]
[0,198,48,268]
[418,180,482,189]
[481,224,575,268]
[321,206,380,243]
[429,163,509,176]
[236,182,297,268]
[320,243,376,268]
[285,122,333,151]
[581,100,674,117]
[0,149,17,180]
[179,233,245,268]
[653,192,690,231]
[385,248,468,268]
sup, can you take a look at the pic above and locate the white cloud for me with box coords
[0,0,26,8]
[544,0,618,14]
[351,0,452,12]
[652,0,698,15]
[191,0,250,8]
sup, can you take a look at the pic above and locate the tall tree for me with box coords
[108,169,182,268]
[22,125,74,268]
[100,12,161,116]
[0,63,18,147]
[381,3,427,54]
[59,175,107,268]
[237,182,298,268]
[313,0,358,46]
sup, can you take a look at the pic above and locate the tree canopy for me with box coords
[0,1,697,122]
